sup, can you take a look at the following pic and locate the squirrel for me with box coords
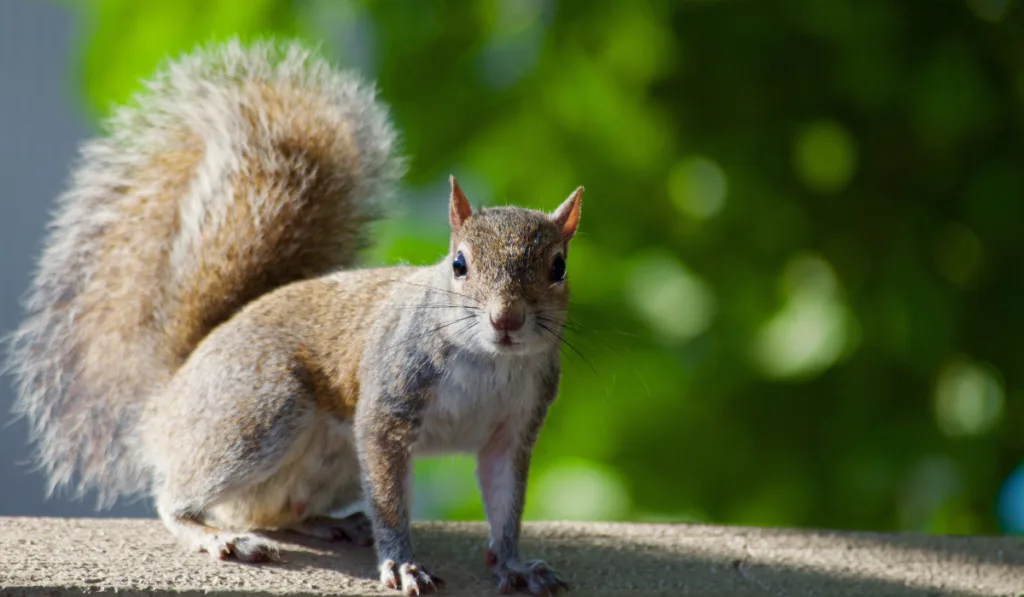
[6,39,580,596]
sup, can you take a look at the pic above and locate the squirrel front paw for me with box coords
[379,559,444,596]
[486,552,569,596]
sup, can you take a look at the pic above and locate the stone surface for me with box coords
[1,517,1023,596]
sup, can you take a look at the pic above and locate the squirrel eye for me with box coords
[550,254,567,282]
[453,251,468,279]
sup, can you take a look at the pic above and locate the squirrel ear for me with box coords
[551,186,583,241]
[449,176,473,232]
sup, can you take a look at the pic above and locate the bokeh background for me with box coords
[3,0,1024,537]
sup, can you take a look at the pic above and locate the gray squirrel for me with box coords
[6,39,580,596]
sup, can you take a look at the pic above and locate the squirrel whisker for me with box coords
[535,320,597,374]
[382,315,478,353]
[390,280,482,305]
[385,304,481,312]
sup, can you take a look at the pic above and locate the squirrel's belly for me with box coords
[207,417,362,530]
[413,408,498,455]
[413,358,536,455]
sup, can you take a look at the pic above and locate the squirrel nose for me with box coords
[489,303,525,332]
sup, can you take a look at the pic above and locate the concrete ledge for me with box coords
[1,517,1023,596]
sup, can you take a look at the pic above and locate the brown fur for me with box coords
[258,267,417,421]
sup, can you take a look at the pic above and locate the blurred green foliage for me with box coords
[69,0,1024,535]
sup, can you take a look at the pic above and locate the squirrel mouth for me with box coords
[497,335,517,347]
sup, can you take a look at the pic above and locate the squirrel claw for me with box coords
[495,560,569,596]
[380,560,444,595]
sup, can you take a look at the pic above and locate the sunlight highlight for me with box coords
[752,254,856,380]
[627,253,717,344]
[933,356,1004,437]
[532,458,630,521]
[668,155,727,220]
[792,120,857,194]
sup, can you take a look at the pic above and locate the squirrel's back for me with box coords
[5,39,401,507]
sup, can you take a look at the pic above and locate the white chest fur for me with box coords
[413,352,541,455]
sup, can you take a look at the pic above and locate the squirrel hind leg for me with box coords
[197,530,282,563]
[156,495,282,563]
[286,512,374,547]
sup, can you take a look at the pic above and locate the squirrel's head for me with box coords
[444,176,582,356]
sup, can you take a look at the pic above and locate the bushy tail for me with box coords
[5,39,401,508]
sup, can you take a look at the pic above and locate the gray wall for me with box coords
[0,0,151,518]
